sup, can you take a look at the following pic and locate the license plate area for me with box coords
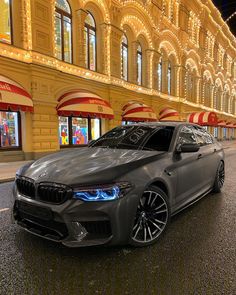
[16,201,53,221]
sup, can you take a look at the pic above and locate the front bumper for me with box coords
[13,185,140,247]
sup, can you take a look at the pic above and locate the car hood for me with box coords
[18,147,165,186]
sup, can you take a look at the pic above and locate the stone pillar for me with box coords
[130,41,139,84]
[110,25,123,78]
[99,23,109,75]
[152,51,161,90]
[77,9,88,68]
[173,65,181,97]
[179,65,187,99]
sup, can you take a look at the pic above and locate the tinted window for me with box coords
[178,126,197,144]
[143,127,174,151]
[193,127,213,146]
[90,125,173,151]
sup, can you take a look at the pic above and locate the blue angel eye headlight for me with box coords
[73,183,132,202]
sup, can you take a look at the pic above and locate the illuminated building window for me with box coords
[167,61,171,95]
[121,34,128,81]
[55,0,72,63]
[0,0,12,44]
[0,111,21,149]
[137,43,142,86]
[59,116,101,146]
[157,58,162,92]
[84,12,96,71]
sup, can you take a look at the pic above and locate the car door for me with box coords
[192,126,219,188]
[173,125,208,207]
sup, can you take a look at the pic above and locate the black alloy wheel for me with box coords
[212,161,225,193]
[130,186,170,246]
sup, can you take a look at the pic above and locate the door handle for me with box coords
[197,154,202,159]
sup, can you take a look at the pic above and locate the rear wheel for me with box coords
[212,161,225,193]
[130,186,170,247]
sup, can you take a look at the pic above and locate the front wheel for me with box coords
[130,186,170,247]
[212,161,225,193]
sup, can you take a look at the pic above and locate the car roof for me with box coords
[122,121,200,128]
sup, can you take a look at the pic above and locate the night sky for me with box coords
[212,0,236,36]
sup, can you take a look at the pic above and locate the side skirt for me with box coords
[171,188,213,217]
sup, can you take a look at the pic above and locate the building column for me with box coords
[99,23,110,75]
[179,66,187,99]
[76,9,88,68]
[152,51,161,91]
[109,25,123,78]
[130,41,138,84]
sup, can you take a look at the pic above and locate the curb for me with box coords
[0,178,14,184]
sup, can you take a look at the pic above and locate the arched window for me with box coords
[137,43,142,85]
[84,12,96,71]
[157,58,162,91]
[121,34,128,81]
[0,0,12,44]
[55,0,72,63]
[167,61,171,95]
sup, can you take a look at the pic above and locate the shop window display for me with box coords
[59,116,101,146]
[59,116,69,145]
[0,111,20,148]
[0,0,11,44]
[72,117,88,145]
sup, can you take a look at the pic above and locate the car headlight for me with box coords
[73,182,132,202]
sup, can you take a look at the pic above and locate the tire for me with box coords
[129,186,170,247]
[212,161,225,193]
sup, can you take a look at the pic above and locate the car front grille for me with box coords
[16,177,36,199]
[16,177,73,204]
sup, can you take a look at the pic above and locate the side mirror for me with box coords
[176,143,200,153]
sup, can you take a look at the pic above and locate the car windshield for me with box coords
[90,125,174,151]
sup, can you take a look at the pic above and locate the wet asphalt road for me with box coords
[0,148,236,295]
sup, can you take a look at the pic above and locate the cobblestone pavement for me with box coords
[0,147,235,295]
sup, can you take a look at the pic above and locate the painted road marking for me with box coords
[0,208,10,213]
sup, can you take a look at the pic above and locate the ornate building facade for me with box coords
[0,0,236,161]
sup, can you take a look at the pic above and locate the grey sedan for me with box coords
[13,122,225,247]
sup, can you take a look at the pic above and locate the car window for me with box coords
[193,127,213,146]
[178,126,197,144]
[91,125,159,150]
[143,127,174,151]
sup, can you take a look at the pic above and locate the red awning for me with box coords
[218,120,227,127]
[187,112,218,126]
[0,75,33,112]
[159,107,179,121]
[57,90,114,119]
[225,122,236,128]
[122,101,157,122]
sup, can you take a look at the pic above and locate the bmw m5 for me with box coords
[13,122,225,247]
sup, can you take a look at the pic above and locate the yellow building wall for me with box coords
[0,0,235,161]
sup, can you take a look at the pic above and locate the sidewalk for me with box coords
[0,161,32,183]
[0,140,235,183]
